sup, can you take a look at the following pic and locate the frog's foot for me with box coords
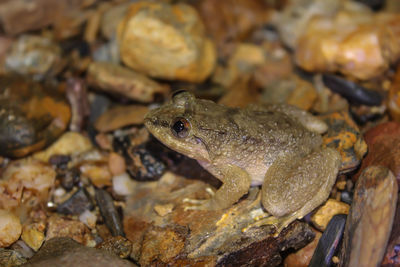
[182,187,215,211]
[242,211,299,237]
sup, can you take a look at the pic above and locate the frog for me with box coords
[144,91,341,231]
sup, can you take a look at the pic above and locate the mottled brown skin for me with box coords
[144,91,341,228]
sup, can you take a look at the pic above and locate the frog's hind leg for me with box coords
[260,147,341,233]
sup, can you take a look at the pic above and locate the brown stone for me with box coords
[311,199,350,231]
[340,166,398,267]
[353,122,400,184]
[87,61,169,103]
[388,65,400,122]
[23,237,136,267]
[381,193,400,266]
[94,105,149,133]
[117,1,216,83]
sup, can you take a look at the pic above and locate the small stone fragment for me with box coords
[95,105,149,133]
[340,166,398,267]
[24,237,136,267]
[113,173,135,197]
[353,122,400,183]
[33,132,92,162]
[0,210,22,248]
[311,199,350,231]
[57,187,94,215]
[46,215,94,246]
[154,203,174,217]
[108,152,126,176]
[284,228,322,267]
[79,210,97,229]
[117,1,216,82]
[309,214,347,267]
[79,161,112,188]
[4,35,62,78]
[321,111,367,172]
[100,2,131,40]
[96,189,124,237]
[87,61,169,103]
[96,236,132,259]
[0,248,27,267]
[21,224,45,251]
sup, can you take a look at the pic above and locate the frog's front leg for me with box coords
[184,164,251,211]
[260,147,341,231]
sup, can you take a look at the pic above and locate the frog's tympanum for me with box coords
[144,91,341,231]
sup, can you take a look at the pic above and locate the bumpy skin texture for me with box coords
[144,91,341,222]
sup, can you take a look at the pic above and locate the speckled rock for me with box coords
[22,237,136,267]
[117,1,216,83]
[311,199,350,231]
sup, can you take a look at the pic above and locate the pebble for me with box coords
[0,248,27,267]
[0,76,71,158]
[33,132,93,162]
[57,187,94,215]
[381,195,400,265]
[87,61,169,103]
[95,189,124,237]
[79,210,97,229]
[0,210,22,248]
[311,199,350,231]
[284,228,322,267]
[23,237,136,267]
[96,236,132,259]
[94,105,149,133]
[112,173,135,197]
[79,161,113,188]
[353,121,400,184]
[58,168,80,191]
[309,214,347,267]
[108,152,126,176]
[389,65,400,122]
[5,35,62,78]
[322,74,383,106]
[117,1,216,83]
[21,224,45,251]
[46,215,95,246]
[340,166,398,267]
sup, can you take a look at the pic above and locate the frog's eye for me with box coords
[171,117,190,138]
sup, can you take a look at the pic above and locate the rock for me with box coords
[381,193,400,266]
[5,35,62,78]
[117,1,216,83]
[311,199,350,231]
[87,61,169,103]
[95,189,124,237]
[100,2,131,40]
[309,214,347,267]
[112,173,135,197]
[79,160,112,188]
[284,228,322,267]
[108,152,126,176]
[66,78,90,132]
[58,168,80,191]
[21,224,45,251]
[94,105,149,133]
[22,237,136,267]
[0,248,27,266]
[57,188,94,215]
[33,132,92,162]
[0,210,22,248]
[96,236,132,259]
[294,5,400,80]
[388,65,400,122]
[322,74,383,106]
[123,172,315,266]
[321,111,367,173]
[79,210,97,229]
[353,122,400,184]
[0,160,56,211]
[195,0,271,53]
[46,215,94,246]
[0,76,71,158]
[340,166,398,267]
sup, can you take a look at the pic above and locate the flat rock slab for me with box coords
[22,237,136,267]
[123,172,315,266]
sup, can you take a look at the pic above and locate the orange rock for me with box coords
[108,152,126,176]
[118,1,216,83]
[284,229,322,267]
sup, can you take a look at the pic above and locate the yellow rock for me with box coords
[0,210,22,248]
[311,199,350,231]
[117,1,216,83]
[21,224,45,251]
[33,132,93,162]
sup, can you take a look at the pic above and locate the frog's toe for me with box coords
[242,212,298,237]
[183,199,213,211]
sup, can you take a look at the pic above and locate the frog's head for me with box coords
[144,91,212,162]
